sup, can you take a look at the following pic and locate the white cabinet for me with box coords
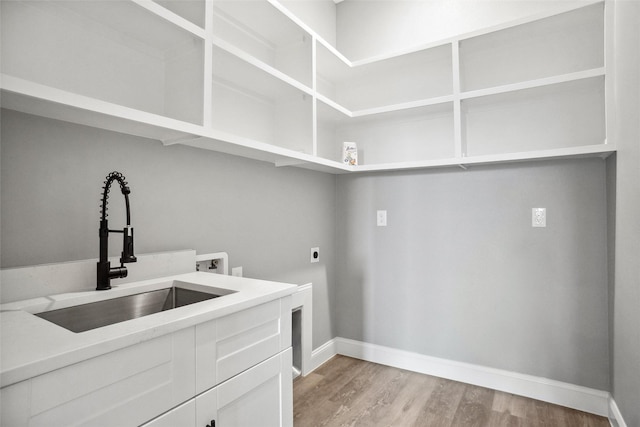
[0,0,613,172]
[146,348,293,427]
[196,349,293,427]
[1,297,293,427]
[0,327,196,427]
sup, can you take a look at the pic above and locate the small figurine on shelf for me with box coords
[343,142,358,166]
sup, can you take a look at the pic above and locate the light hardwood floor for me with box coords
[293,355,610,427]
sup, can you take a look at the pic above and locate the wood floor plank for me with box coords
[487,410,523,427]
[412,378,467,426]
[374,370,439,426]
[327,366,413,427]
[449,385,495,427]
[293,356,371,427]
[293,356,610,427]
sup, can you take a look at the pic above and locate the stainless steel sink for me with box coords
[35,285,226,333]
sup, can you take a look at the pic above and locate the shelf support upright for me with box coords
[603,0,614,147]
[312,36,318,157]
[452,40,465,159]
[202,0,215,129]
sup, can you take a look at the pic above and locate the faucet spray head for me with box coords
[121,226,137,264]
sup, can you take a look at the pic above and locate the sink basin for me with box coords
[35,284,227,333]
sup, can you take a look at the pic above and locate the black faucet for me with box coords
[97,171,137,290]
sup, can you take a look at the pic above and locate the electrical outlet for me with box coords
[231,266,243,277]
[532,208,546,227]
[310,247,320,263]
[377,210,387,227]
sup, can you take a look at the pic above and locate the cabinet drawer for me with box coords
[196,298,291,393]
[0,328,195,427]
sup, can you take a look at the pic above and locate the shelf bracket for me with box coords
[162,135,203,146]
[275,158,307,168]
[458,164,469,170]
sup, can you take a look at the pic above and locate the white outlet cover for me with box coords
[310,247,320,263]
[377,210,387,227]
[532,208,546,227]
[231,266,243,277]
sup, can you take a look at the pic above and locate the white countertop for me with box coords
[0,272,297,388]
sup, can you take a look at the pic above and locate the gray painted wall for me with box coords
[0,109,337,349]
[611,1,640,425]
[336,159,610,390]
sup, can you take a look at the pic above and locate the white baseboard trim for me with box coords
[608,396,628,427]
[309,337,611,418]
[309,338,338,373]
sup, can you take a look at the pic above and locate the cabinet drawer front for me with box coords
[8,328,194,427]
[196,299,285,392]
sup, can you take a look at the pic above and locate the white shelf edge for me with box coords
[460,68,606,100]
[315,38,353,67]
[353,145,616,173]
[351,95,455,117]
[460,144,616,166]
[132,0,206,39]
[0,74,205,137]
[211,36,314,97]
[316,94,353,118]
[176,129,352,174]
[354,157,467,172]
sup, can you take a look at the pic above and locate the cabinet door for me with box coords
[196,348,293,427]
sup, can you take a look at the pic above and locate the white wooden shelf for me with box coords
[0,75,206,143]
[355,144,616,173]
[317,99,455,166]
[154,0,206,29]
[0,75,349,174]
[459,2,604,92]
[316,42,453,112]
[459,68,605,101]
[211,0,313,88]
[210,44,313,154]
[0,0,614,175]
[463,76,606,157]
[1,0,205,125]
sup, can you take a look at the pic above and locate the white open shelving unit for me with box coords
[0,0,614,174]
